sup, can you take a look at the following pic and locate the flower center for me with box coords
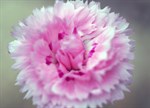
[45,33,85,77]
[61,35,84,56]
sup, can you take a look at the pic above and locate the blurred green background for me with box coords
[0,0,150,108]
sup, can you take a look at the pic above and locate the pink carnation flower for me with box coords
[9,0,134,108]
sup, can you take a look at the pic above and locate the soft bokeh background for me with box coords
[0,0,150,108]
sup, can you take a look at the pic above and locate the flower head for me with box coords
[9,0,134,108]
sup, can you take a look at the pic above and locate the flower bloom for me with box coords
[9,0,134,108]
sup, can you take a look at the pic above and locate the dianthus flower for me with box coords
[9,0,134,108]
